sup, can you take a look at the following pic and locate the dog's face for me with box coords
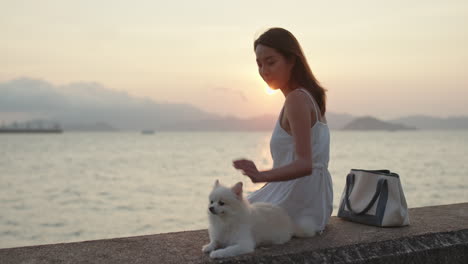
[208,180,243,217]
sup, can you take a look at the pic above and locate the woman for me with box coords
[233,28,333,237]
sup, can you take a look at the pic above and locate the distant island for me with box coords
[343,116,417,131]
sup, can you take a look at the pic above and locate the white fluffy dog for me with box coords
[202,180,293,259]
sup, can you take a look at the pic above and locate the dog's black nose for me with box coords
[209,207,216,214]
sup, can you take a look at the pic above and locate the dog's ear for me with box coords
[231,182,243,198]
[214,179,220,188]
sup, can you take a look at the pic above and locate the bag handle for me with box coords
[352,169,391,174]
[345,173,388,215]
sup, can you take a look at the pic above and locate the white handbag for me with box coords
[338,169,410,227]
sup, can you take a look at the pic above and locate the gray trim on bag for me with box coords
[351,169,400,178]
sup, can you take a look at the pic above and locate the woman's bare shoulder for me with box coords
[284,89,322,125]
[285,89,308,106]
[283,91,313,129]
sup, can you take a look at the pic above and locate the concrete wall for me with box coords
[1,203,467,263]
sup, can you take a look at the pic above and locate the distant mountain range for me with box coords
[389,115,468,130]
[1,78,467,131]
[343,116,416,131]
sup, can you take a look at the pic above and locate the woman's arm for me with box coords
[233,90,315,183]
[233,158,312,183]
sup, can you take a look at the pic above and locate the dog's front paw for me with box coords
[209,249,227,259]
[202,243,215,253]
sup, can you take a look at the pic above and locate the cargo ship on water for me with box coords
[0,128,63,133]
[0,122,63,133]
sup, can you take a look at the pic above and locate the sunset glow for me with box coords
[1,0,467,119]
[265,86,278,95]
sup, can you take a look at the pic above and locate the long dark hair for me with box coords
[254,28,327,115]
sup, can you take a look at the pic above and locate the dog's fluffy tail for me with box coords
[293,217,318,238]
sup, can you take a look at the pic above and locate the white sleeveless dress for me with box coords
[247,88,333,234]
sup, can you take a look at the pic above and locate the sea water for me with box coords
[1,130,467,248]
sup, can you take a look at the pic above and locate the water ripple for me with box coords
[40,222,66,228]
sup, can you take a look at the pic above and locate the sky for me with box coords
[1,0,467,119]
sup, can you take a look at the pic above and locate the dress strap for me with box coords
[298,88,320,121]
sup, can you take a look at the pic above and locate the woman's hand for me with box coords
[233,159,266,183]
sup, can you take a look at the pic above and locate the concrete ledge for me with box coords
[1,203,467,263]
